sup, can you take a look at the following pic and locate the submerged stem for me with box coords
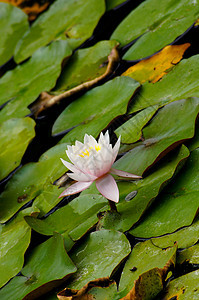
[108,200,118,212]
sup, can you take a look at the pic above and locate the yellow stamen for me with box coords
[79,149,90,157]
[95,145,101,151]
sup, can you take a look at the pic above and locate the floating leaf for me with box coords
[111,0,199,60]
[130,148,199,238]
[122,44,190,83]
[98,145,189,232]
[0,117,35,181]
[0,143,68,223]
[177,244,199,265]
[53,76,140,142]
[0,3,28,66]
[57,278,117,300]
[114,98,199,176]
[0,207,39,288]
[32,41,119,115]
[118,240,177,299]
[25,194,108,242]
[0,233,77,300]
[129,55,199,114]
[152,216,199,249]
[66,230,131,290]
[106,0,127,10]
[14,0,105,63]
[0,40,72,122]
[115,105,158,144]
[1,0,51,21]
[161,270,199,299]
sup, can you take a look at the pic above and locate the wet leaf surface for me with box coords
[14,0,105,63]
[111,0,199,60]
[0,143,68,223]
[0,207,39,288]
[66,230,131,290]
[0,117,35,181]
[53,76,140,141]
[177,244,199,265]
[129,55,199,114]
[118,240,177,299]
[151,216,199,249]
[0,233,77,300]
[0,40,72,122]
[98,145,189,232]
[122,44,190,83]
[130,148,199,238]
[25,194,108,241]
[0,3,29,66]
[161,270,199,299]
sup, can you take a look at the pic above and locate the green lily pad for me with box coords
[54,40,118,92]
[53,76,140,142]
[0,117,35,181]
[25,194,108,241]
[0,143,69,223]
[114,98,199,176]
[111,0,199,60]
[177,244,199,265]
[115,105,159,144]
[106,0,127,10]
[98,144,189,232]
[152,216,199,249]
[128,55,199,114]
[0,233,77,300]
[117,240,177,299]
[161,270,199,299]
[0,207,39,288]
[14,0,105,63]
[66,230,131,290]
[0,40,72,122]
[130,148,199,238]
[0,3,29,66]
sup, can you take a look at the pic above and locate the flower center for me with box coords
[79,145,101,157]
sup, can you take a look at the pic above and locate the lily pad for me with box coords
[55,40,119,92]
[122,44,190,83]
[152,216,199,249]
[161,270,199,299]
[98,144,189,232]
[115,105,159,144]
[0,233,77,300]
[117,240,177,299]
[0,3,29,66]
[53,76,140,142]
[14,0,105,63]
[111,0,199,60]
[177,244,199,265]
[0,40,72,122]
[25,194,108,242]
[130,148,199,238]
[0,143,69,223]
[129,55,199,114]
[114,98,199,176]
[0,117,35,181]
[66,230,131,290]
[0,207,39,288]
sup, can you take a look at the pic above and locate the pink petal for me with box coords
[95,174,119,203]
[110,168,142,179]
[59,181,93,198]
[67,171,96,182]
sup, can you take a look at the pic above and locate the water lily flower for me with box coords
[59,131,141,203]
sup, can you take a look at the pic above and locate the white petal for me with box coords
[59,181,93,198]
[95,174,119,203]
[60,158,80,173]
[112,136,121,163]
[67,170,96,182]
[110,168,142,179]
